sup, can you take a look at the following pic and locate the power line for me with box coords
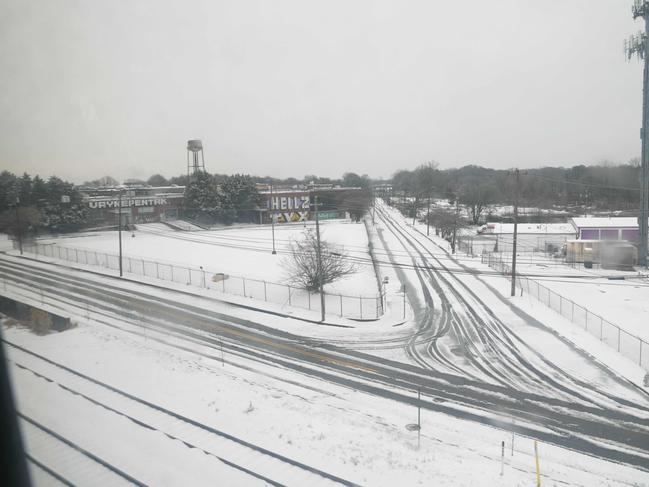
[125,225,649,286]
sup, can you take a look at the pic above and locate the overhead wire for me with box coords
[133,224,649,287]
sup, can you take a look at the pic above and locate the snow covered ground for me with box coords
[479,251,649,344]
[32,219,379,297]
[4,316,648,487]
[3,208,649,485]
[406,218,649,384]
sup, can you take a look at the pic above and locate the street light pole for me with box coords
[510,169,520,297]
[118,190,123,277]
[426,195,431,236]
[270,183,277,255]
[315,196,325,321]
[14,197,23,255]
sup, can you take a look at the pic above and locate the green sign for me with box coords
[317,211,340,220]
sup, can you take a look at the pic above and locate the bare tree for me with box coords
[427,205,469,253]
[284,228,356,291]
[458,181,496,225]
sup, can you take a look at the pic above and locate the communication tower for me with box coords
[626,0,649,266]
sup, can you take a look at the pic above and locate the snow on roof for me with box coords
[570,217,639,229]
[480,222,574,234]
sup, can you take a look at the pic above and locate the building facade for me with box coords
[257,186,364,224]
[80,185,185,227]
[570,217,640,243]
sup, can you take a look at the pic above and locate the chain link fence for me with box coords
[482,251,649,371]
[19,241,384,320]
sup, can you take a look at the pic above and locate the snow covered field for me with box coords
[479,251,649,344]
[407,219,649,381]
[5,317,648,487]
[34,220,379,297]
[3,207,649,485]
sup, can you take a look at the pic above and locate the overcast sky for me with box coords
[0,0,644,183]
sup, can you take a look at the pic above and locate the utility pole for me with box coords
[426,195,431,236]
[118,189,123,277]
[628,1,649,266]
[371,187,376,225]
[510,169,519,297]
[451,200,459,254]
[14,197,23,255]
[314,196,325,321]
[270,183,277,254]
[412,195,418,226]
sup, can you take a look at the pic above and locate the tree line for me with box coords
[0,171,88,237]
[390,161,642,224]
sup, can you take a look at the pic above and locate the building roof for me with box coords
[570,217,639,229]
[480,222,574,234]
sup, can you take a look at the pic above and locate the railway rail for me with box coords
[2,253,649,470]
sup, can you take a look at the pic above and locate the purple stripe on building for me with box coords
[580,229,599,240]
[622,229,640,243]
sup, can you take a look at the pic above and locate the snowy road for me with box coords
[2,254,649,471]
[373,202,644,399]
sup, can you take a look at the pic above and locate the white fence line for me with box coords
[482,251,648,371]
[19,241,385,320]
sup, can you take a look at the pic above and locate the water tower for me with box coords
[187,139,206,179]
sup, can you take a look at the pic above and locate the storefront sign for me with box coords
[316,211,340,220]
[275,211,309,223]
[88,198,168,209]
[268,195,310,211]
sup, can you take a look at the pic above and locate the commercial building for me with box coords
[80,185,185,227]
[478,222,575,253]
[257,185,365,224]
[569,217,641,243]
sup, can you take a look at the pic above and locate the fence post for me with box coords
[243,278,246,297]
[618,327,621,352]
[156,262,160,279]
[376,296,379,319]
[170,265,174,282]
[571,301,574,322]
[639,340,643,366]
[75,248,79,263]
[360,296,363,319]
[264,281,267,301]
[288,286,291,305]
[340,295,343,317]
[223,277,226,292]
[188,268,192,285]
[308,291,311,310]
[128,257,132,273]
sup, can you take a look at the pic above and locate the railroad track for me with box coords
[2,254,649,470]
[20,412,145,486]
[7,341,358,487]
[375,203,649,410]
